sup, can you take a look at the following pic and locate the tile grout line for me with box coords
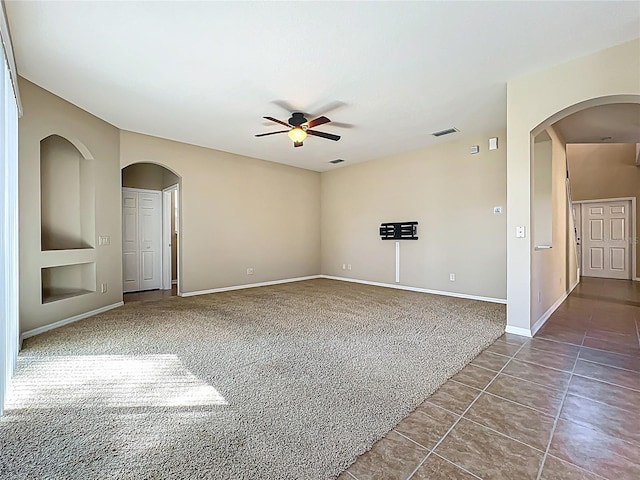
[452,371,567,394]
[405,340,530,480]
[577,353,640,372]
[491,348,640,379]
[562,390,640,415]
[431,452,483,480]
[535,331,585,480]
[572,368,640,392]
[428,385,559,419]
[545,454,610,480]
[393,430,432,452]
[393,431,487,480]
[447,413,548,453]
[471,356,572,376]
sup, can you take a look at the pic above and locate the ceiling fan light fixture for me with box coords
[288,127,307,143]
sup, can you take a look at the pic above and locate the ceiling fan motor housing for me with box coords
[288,112,308,127]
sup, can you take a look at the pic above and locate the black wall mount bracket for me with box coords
[379,221,418,240]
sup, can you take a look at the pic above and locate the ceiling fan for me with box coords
[255,112,341,147]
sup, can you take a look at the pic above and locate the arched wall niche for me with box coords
[40,134,96,251]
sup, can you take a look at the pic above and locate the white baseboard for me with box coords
[530,277,581,337]
[634,277,640,282]
[507,275,581,339]
[320,275,507,304]
[505,325,533,338]
[20,301,124,345]
[180,275,322,297]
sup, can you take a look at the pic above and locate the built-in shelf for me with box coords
[41,288,94,304]
[41,262,96,304]
[40,134,95,251]
[40,248,95,268]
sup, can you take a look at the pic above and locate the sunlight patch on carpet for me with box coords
[6,354,227,409]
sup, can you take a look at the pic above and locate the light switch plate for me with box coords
[489,137,498,150]
[470,145,480,154]
[493,206,502,214]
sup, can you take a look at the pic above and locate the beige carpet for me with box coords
[0,279,505,479]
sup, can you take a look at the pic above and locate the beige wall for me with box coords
[567,143,639,274]
[321,130,507,300]
[507,38,640,332]
[532,134,553,247]
[531,126,578,325]
[122,162,179,190]
[120,131,321,294]
[18,78,122,334]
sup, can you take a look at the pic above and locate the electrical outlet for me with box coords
[342,264,346,270]
[347,264,352,271]
[449,273,455,281]
[101,283,107,293]
[246,268,254,275]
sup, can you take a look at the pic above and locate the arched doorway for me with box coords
[509,93,640,337]
[121,162,182,300]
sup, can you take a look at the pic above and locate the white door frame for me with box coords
[162,184,179,291]
[571,200,582,278]
[573,197,636,281]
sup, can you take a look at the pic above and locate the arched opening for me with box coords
[121,162,182,300]
[528,95,640,333]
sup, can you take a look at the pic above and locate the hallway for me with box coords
[340,277,640,479]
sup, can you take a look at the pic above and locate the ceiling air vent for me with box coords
[329,159,345,164]
[431,127,459,137]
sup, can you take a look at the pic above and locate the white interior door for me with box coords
[581,200,631,279]
[138,192,162,291]
[122,190,139,292]
[122,188,162,293]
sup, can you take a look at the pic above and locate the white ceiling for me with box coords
[5,1,640,172]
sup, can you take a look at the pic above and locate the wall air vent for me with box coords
[431,127,459,137]
[329,159,345,164]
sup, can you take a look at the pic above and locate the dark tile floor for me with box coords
[339,277,640,480]
[123,285,177,303]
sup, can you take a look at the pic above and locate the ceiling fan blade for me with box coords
[264,116,291,128]
[306,116,331,128]
[255,130,289,137]
[308,101,347,118]
[328,121,355,129]
[307,130,341,141]
[271,100,302,115]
